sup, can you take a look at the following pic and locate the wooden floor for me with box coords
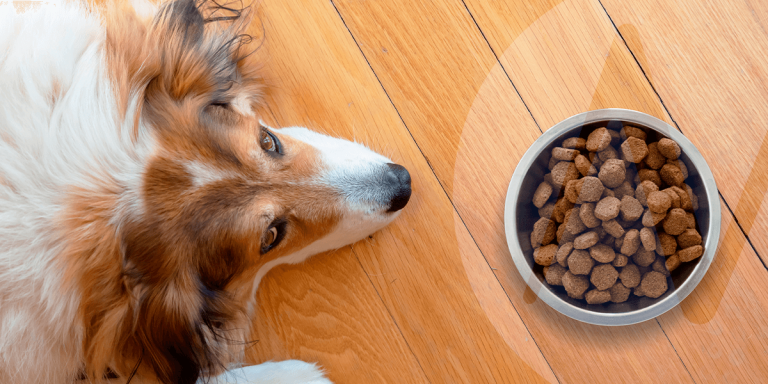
[237,1,768,383]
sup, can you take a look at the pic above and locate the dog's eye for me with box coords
[259,129,282,154]
[261,220,286,254]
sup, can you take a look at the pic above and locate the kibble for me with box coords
[532,130,705,306]
[556,242,574,267]
[595,196,621,221]
[591,264,619,291]
[568,249,595,275]
[619,264,641,288]
[663,208,689,236]
[534,244,558,266]
[579,203,601,228]
[590,244,617,263]
[598,159,626,188]
[585,289,612,305]
[563,137,587,150]
[552,147,580,161]
[658,138,681,159]
[621,137,649,163]
[573,231,599,250]
[677,229,702,249]
[610,282,631,303]
[562,271,590,299]
[660,163,685,187]
[545,263,567,286]
[640,271,668,298]
[679,245,704,262]
[587,128,612,152]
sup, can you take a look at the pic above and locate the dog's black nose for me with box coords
[385,163,411,212]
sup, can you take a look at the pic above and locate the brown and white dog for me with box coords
[0,0,411,383]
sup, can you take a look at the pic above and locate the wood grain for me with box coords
[245,0,556,382]
[333,0,693,383]
[464,0,768,381]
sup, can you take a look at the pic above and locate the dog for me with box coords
[0,0,411,383]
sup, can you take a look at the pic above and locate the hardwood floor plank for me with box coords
[464,0,768,381]
[333,0,692,382]
[247,0,556,382]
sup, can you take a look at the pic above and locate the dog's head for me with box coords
[77,0,410,382]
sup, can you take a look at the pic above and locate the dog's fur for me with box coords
[0,1,410,383]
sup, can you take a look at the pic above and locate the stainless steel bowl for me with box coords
[504,109,720,326]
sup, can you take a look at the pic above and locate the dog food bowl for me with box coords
[504,109,720,326]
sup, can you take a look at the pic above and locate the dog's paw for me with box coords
[210,360,333,384]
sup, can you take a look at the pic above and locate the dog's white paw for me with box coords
[209,360,333,384]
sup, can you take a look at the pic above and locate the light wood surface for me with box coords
[141,0,768,382]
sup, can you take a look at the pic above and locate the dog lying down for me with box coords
[0,0,411,383]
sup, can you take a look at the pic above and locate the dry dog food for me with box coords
[531,125,704,303]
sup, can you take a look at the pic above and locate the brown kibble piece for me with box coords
[595,196,621,221]
[545,263,567,286]
[679,245,704,262]
[636,180,659,206]
[612,254,629,267]
[563,271,590,299]
[640,227,656,251]
[610,282,631,303]
[591,264,619,291]
[621,229,641,256]
[574,154,597,176]
[573,231,599,250]
[613,181,635,200]
[656,232,677,256]
[621,126,647,141]
[677,229,702,249]
[568,249,595,275]
[633,247,656,267]
[539,202,555,219]
[647,191,672,213]
[598,159,626,188]
[579,203,601,228]
[634,285,646,297]
[579,176,604,202]
[672,186,693,211]
[585,289,612,305]
[590,244,617,263]
[662,188,681,209]
[620,196,644,222]
[667,159,689,180]
[562,137,587,150]
[640,271,668,298]
[534,244,558,266]
[642,209,666,227]
[645,142,666,170]
[532,181,553,208]
[658,138,681,159]
[564,179,584,204]
[652,257,670,276]
[551,161,580,187]
[614,234,625,251]
[564,208,587,235]
[660,164,685,187]
[552,198,574,223]
[587,128,612,152]
[666,253,681,272]
[638,169,662,187]
[552,147,580,161]
[556,224,576,244]
[598,146,619,162]
[663,208,689,236]
[531,217,557,247]
[602,188,615,198]
[602,219,625,239]
[621,137,649,163]
[620,264,641,288]
[556,242,574,267]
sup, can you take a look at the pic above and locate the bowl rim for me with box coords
[504,108,721,326]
